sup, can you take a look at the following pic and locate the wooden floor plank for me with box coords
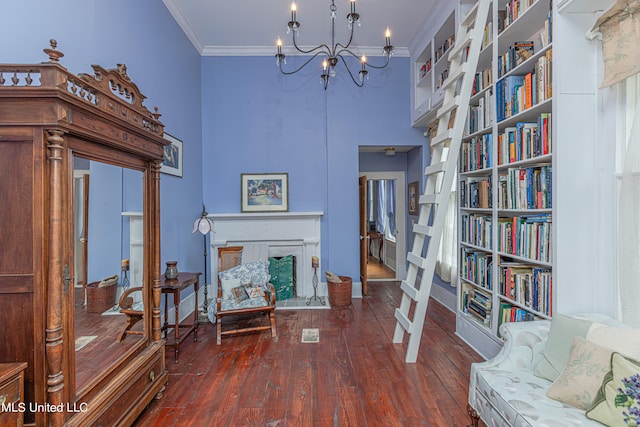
[134,281,484,426]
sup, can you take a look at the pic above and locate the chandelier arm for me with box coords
[278,52,327,75]
[292,30,331,55]
[338,55,364,87]
[335,22,356,52]
[362,54,391,70]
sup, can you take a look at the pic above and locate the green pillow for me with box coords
[534,313,594,382]
[586,352,640,426]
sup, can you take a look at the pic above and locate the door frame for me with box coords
[358,171,407,281]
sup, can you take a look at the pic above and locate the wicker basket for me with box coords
[86,277,118,313]
[327,276,352,307]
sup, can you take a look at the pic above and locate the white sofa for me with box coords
[467,314,628,427]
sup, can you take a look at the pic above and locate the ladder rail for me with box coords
[393,0,491,363]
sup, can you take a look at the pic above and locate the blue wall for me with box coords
[202,56,425,281]
[1,0,204,278]
[2,1,432,291]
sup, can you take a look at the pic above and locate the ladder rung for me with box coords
[449,30,473,59]
[412,223,432,237]
[418,194,437,205]
[407,252,426,269]
[424,162,445,176]
[394,308,413,334]
[400,280,419,301]
[442,63,467,91]
[461,1,480,27]
[437,96,459,118]
[431,129,453,147]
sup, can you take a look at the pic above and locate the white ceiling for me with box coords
[162,0,440,57]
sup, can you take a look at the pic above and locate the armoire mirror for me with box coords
[72,155,146,396]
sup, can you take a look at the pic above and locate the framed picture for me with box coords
[241,173,289,213]
[160,133,183,177]
[408,181,419,215]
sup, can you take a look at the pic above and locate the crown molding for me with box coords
[201,45,409,57]
[163,0,205,54]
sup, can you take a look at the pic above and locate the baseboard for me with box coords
[429,283,456,312]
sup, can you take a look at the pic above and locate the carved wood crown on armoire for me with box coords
[0,40,169,426]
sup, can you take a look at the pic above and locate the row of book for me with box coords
[419,58,432,80]
[497,214,552,263]
[499,0,538,32]
[436,67,449,90]
[496,49,552,122]
[435,33,455,63]
[482,21,493,50]
[472,67,493,97]
[460,248,493,290]
[461,214,493,249]
[497,114,552,165]
[462,288,492,327]
[497,40,534,78]
[498,302,538,337]
[497,164,552,210]
[466,89,495,134]
[460,176,492,209]
[460,133,492,172]
[498,263,552,316]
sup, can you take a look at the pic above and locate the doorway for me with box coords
[359,171,406,282]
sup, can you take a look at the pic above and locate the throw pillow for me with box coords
[546,337,613,409]
[231,286,249,303]
[534,313,594,382]
[246,286,265,299]
[220,278,241,301]
[587,323,640,360]
[586,352,640,426]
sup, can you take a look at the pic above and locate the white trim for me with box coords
[162,0,205,54]
[201,45,410,57]
[358,171,407,280]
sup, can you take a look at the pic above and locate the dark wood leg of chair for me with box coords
[269,310,276,337]
[216,316,222,345]
[117,314,140,342]
[467,403,480,427]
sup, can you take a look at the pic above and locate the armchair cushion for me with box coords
[219,260,270,287]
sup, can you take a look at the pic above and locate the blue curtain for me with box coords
[376,181,385,234]
[386,180,396,237]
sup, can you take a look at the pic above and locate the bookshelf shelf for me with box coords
[456,0,553,357]
[410,1,475,127]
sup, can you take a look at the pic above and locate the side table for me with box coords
[161,272,201,362]
[0,362,27,427]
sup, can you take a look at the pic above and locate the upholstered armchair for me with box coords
[207,246,277,345]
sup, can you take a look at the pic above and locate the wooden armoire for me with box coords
[0,41,168,426]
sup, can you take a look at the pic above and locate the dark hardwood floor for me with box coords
[133,281,483,426]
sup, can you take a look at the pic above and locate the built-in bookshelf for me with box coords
[457,0,553,356]
[411,2,476,127]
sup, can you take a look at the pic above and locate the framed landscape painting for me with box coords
[241,173,289,212]
[160,133,183,177]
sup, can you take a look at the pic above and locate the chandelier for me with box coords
[275,0,394,90]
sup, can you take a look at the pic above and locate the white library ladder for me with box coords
[393,0,491,363]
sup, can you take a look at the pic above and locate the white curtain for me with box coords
[618,76,640,327]
[386,180,396,239]
[435,186,457,284]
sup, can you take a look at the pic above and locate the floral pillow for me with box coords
[546,337,613,410]
[219,260,270,287]
[586,352,640,426]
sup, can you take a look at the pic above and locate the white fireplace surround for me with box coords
[208,212,324,298]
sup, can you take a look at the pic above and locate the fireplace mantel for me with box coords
[208,212,323,298]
